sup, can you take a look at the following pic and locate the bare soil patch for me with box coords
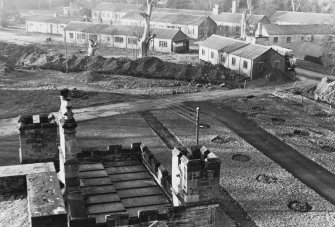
[231,154,251,162]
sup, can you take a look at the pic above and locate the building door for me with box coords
[50,24,53,34]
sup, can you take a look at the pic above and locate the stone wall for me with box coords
[18,114,58,164]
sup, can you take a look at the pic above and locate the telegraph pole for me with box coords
[196,107,200,146]
[64,30,68,73]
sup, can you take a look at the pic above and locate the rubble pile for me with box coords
[312,77,335,104]
[0,42,242,85]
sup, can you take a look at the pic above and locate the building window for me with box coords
[82,34,85,39]
[273,37,278,43]
[60,25,64,29]
[221,54,226,63]
[275,61,280,69]
[225,25,229,31]
[232,57,236,66]
[159,41,167,47]
[210,51,214,58]
[243,60,248,69]
[128,38,137,44]
[89,34,98,41]
[301,36,304,41]
[188,27,194,34]
[77,33,81,39]
[29,23,34,27]
[202,49,205,56]
[258,63,263,70]
[236,26,240,32]
[287,37,292,43]
[115,37,124,43]
[107,37,110,42]
[69,33,74,38]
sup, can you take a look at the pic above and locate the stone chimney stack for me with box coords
[171,146,221,206]
[255,22,263,37]
[232,0,237,13]
[212,4,220,15]
[58,88,78,186]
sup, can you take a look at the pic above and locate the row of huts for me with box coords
[64,21,190,53]
[199,35,285,79]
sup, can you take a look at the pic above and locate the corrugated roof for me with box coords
[25,15,83,24]
[199,34,248,52]
[93,2,142,12]
[65,22,188,40]
[122,11,209,26]
[230,44,271,60]
[263,24,335,35]
[270,11,335,25]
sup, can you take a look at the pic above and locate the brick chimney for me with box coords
[212,4,220,15]
[232,0,237,13]
[58,88,79,186]
[171,146,221,206]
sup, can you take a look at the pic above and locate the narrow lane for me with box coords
[192,101,335,206]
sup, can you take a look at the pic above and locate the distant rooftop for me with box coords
[230,43,271,60]
[93,2,142,12]
[261,23,335,35]
[25,15,84,24]
[270,11,335,25]
[122,11,210,26]
[199,34,248,52]
[211,13,268,26]
[65,21,189,41]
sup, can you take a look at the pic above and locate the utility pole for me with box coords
[64,30,68,73]
[196,107,200,146]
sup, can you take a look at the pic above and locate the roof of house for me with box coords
[211,13,268,26]
[93,2,142,12]
[262,23,335,35]
[65,22,188,41]
[122,11,210,26]
[270,11,335,25]
[230,44,271,60]
[25,15,83,24]
[199,34,248,52]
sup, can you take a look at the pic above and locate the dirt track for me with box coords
[192,101,335,206]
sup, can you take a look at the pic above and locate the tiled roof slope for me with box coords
[270,11,335,25]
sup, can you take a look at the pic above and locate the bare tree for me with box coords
[138,0,159,58]
[291,0,302,11]
[247,0,252,14]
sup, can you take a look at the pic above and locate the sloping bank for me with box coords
[0,41,242,85]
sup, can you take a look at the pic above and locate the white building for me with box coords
[26,15,83,35]
[65,22,189,53]
[199,35,285,79]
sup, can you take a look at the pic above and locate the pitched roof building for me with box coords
[199,35,285,79]
[120,12,217,40]
[25,15,84,35]
[270,11,335,25]
[251,23,335,48]
[65,22,190,53]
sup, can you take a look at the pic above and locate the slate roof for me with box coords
[199,34,248,52]
[25,15,83,24]
[270,11,335,25]
[93,2,142,12]
[122,11,209,26]
[77,151,171,224]
[262,24,335,35]
[230,44,271,60]
[65,22,188,41]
